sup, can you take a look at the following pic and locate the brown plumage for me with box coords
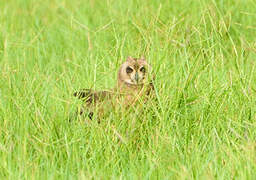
[73,56,155,120]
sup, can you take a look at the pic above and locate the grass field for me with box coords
[1,0,256,179]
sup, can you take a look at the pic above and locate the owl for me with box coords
[73,56,155,120]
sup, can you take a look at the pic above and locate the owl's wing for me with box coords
[145,73,156,96]
[73,89,113,105]
[145,82,154,96]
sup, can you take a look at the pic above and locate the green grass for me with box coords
[1,0,256,179]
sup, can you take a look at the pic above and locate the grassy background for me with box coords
[1,0,256,179]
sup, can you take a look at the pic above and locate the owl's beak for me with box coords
[135,72,139,83]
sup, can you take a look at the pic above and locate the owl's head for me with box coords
[118,56,151,86]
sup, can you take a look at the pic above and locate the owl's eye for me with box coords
[140,67,146,73]
[126,67,133,73]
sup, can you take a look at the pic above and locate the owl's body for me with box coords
[73,56,154,120]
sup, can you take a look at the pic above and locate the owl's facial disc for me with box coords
[118,56,151,86]
[126,65,146,85]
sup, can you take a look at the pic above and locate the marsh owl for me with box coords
[73,56,154,120]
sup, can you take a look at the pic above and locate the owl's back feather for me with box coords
[73,89,113,105]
